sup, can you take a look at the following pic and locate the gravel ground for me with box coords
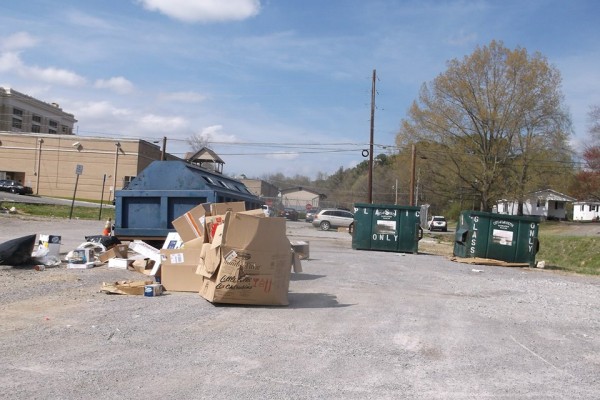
[0,214,599,399]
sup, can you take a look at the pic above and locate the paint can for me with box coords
[144,283,163,297]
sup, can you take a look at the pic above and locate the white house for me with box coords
[280,187,325,211]
[495,189,575,220]
[572,201,600,221]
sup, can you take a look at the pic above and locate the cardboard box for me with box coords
[209,201,246,216]
[67,248,95,269]
[108,257,131,269]
[198,211,292,306]
[290,240,309,260]
[159,238,205,292]
[162,232,183,250]
[172,203,211,243]
[98,244,129,263]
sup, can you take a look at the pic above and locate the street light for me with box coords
[112,142,122,203]
[35,138,44,195]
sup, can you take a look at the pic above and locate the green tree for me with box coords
[397,40,573,211]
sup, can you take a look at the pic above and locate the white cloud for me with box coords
[27,64,86,86]
[0,51,85,86]
[0,52,22,72]
[266,152,299,161]
[137,0,260,23]
[0,32,38,51]
[197,125,238,143]
[94,76,134,94]
[74,101,133,120]
[138,114,189,132]
[160,91,207,103]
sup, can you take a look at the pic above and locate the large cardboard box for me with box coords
[198,211,292,306]
[210,201,246,216]
[160,238,205,292]
[172,203,211,243]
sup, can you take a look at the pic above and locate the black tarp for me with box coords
[0,234,37,265]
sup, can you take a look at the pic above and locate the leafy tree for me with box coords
[397,40,573,211]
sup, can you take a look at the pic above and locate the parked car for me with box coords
[0,179,33,195]
[305,208,320,223]
[279,208,299,221]
[261,205,274,217]
[312,209,354,231]
[428,216,448,232]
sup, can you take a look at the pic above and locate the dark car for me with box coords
[305,208,320,223]
[0,179,33,195]
[279,208,299,221]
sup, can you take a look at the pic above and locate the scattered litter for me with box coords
[449,256,529,268]
[34,265,45,271]
[66,248,96,269]
[101,280,155,295]
[471,269,484,273]
[536,260,546,269]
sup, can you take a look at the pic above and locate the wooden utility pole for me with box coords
[161,136,167,161]
[409,144,416,206]
[368,69,376,204]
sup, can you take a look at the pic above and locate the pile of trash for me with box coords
[0,201,309,306]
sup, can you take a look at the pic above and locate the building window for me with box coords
[31,124,41,133]
[62,126,68,133]
[32,114,41,123]
[536,199,541,208]
[12,118,22,129]
[49,129,57,134]
[49,120,58,128]
[13,108,23,117]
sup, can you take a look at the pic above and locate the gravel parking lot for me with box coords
[0,214,599,399]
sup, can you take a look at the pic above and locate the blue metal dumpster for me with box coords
[114,161,261,241]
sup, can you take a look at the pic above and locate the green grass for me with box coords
[3,203,114,221]
[537,234,600,275]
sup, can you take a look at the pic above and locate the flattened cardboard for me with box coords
[98,244,129,263]
[198,211,292,306]
[172,203,210,243]
[129,240,162,276]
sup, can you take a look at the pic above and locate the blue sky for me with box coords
[1,0,599,179]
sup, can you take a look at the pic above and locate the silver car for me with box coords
[312,209,354,231]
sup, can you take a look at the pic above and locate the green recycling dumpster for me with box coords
[453,210,540,266]
[352,203,423,254]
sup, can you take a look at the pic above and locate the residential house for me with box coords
[495,189,575,220]
[572,201,600,221]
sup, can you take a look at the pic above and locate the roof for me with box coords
[528,189,576,202]
[497,189,576,203]
[280,186,323,196]
[184,147,224,164]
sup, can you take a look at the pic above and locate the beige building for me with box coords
[0,87,77,135]
[0,132,176,202]
[281,187,325,211]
